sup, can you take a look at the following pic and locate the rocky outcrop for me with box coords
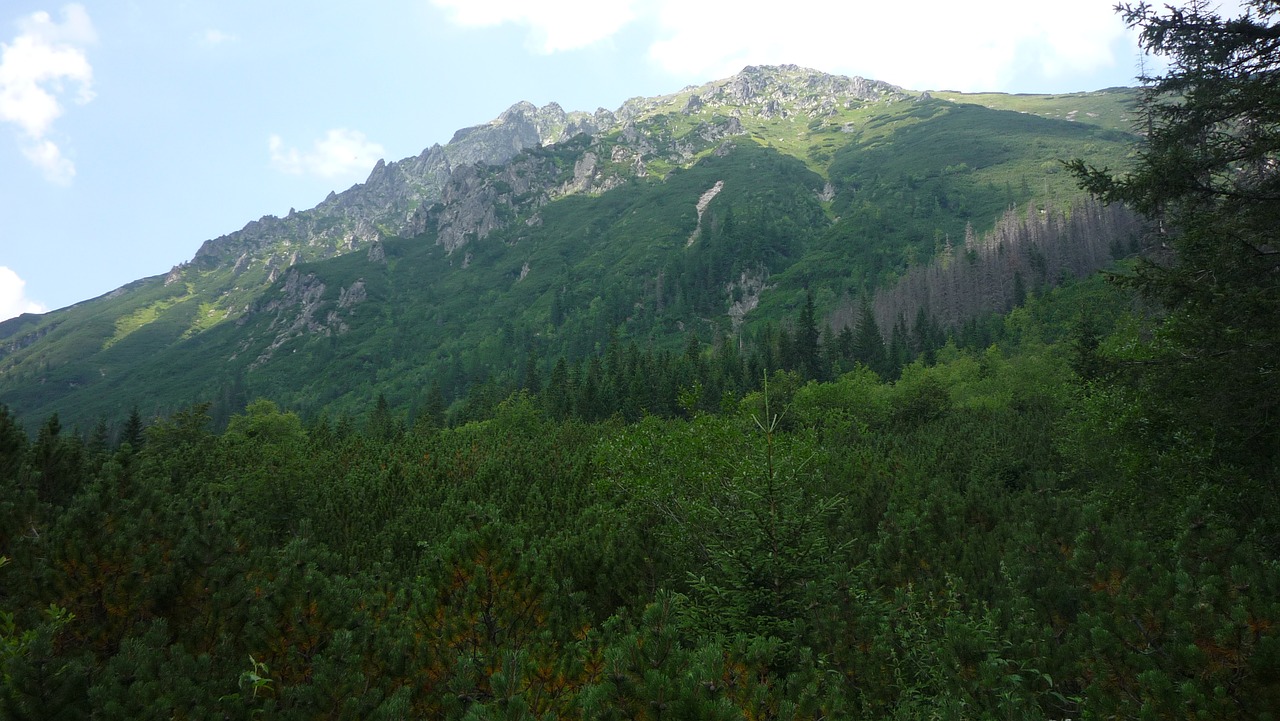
[712,64,905,113]
[337,279,367,309]
[614,64,905,126]
[0,320,54,359]
[434,165,501,252]
[248,270,328,366]
[688,180,725,246]
[817,182,836,203]
[727,269,770,332]
[243,269,371,367]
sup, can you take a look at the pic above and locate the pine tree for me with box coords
[120,407,145,452]
[887,316,912,380]
[32,414,82,507]
[777,324,797,375]
[367,393,401,440]
[852,298,888,378]
[715,334,744,396]
[794,292,822,381]
[1011,269,1028,308]
[1069,312,1107,381]
[520,349,542,393]
[911,306,943,366]
[420,380,447,430]
[0,405,23,466]
[1069,0,1280,471]
[543,358,573,420]
[836,324,856,369]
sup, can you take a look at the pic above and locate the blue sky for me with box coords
[0,0,1169,320]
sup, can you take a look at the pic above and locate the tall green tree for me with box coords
[852,298,888,378]
[794,292,823,381]
[1069,0,1280,472]
[418,380,447,430]
[0,405,26,483]
[119,407,145,452]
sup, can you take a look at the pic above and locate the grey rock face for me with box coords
[337,279,368,308]
[690,64,905,117]
[191,99,597,274]
[179,65,903,314]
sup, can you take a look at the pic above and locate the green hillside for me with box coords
[0,69,1141,431]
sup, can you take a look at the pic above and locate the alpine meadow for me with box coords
[1,2,1278,719]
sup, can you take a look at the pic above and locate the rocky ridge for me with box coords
[182,65,902,275]
[188,100,605,273]
[133,64,915,348]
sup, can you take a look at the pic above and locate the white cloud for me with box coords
[22,136,74,183]
[201,28,237,47]
[0,266,48,322]
[0,4,95,183]
[430,0,638,53]
[644,0,1134,92]
[269,129,386,180]
[431,0,1139,92]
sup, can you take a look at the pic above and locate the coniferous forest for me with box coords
[2,3,1279,719]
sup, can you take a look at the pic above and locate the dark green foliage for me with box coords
[0,405,27,482]
[851,297,889,378]
[1067,312,1106,381]
[792,292,822,381]
[1,268,1278,717]
[1069,1,1280,478]
[30,414,83,508]
[418,379,447,430]
[119,408,144,451]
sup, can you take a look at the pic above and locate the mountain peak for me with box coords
[716,63,904,106]
[176,65,913,288]
[615,65,907,126]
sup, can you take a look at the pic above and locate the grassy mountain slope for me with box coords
[0,67,1140,429]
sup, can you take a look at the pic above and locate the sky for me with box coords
[0,0,1178,321]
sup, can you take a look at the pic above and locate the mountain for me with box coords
[0,65,1141,430]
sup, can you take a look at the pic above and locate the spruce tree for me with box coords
[852,298,888,378]
[520,349,542,393]
[1069,0,1280,471]
[120,407,145,452]
[794,292,822,380]
[543,358,573,420]
[420,380,447,429]
[0,405,27,482]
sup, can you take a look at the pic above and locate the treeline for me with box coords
[448,302,950,426]
[2,273,1277,719]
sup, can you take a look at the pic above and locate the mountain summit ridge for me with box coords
[183,65,905,280]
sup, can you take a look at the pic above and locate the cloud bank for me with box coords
[269,129,387,181]
[431,0,1137,92]
[0,3,96,184]
[0,266,47,322]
